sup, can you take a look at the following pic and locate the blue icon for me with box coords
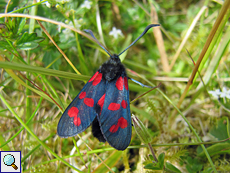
[3,154,18,170]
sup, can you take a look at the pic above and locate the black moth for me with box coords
[57,24,159,150]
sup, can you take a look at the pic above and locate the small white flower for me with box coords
[221,87,230,99]
[61,20,75,40]
[109,27,123,39]
[220,87,227,98]
[80,0,92,9]
[208,89,221,98]
[208,87,230,99]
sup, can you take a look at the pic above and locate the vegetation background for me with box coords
[0,0,230,172]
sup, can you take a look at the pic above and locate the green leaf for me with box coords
[16,32,44,50]
[0,61,89,81]
[144,163,162,170]
[210,116,230,141]
[17,42,40,50]
[185,157,203,173]
[197,117,230,157]
[149,154,154,161]
[43,50,62,70]
[166,162,182,173]
[0,40,11,50]
[5,18,18,36]
[198,143,230,157]
[18,18,27,34]
[144,153,165,171]
[119,34,132,62]
[158,153,165,169]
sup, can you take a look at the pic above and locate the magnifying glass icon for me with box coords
[3,154,18,170]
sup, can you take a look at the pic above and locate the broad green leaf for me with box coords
[166,162,182,173]
[144,163,161,170]
[158,153,165,169]
[185,157,203,173]
[198,143,230,157]
[210,116,230,141]
[43,50,61,70]
[16,32,44,50]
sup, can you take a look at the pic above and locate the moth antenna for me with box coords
[84,29,112,57]
[118,24,160,56]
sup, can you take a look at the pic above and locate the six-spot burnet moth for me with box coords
[57,24,160,150]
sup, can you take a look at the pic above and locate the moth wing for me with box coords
[97,76,131,150]
[57,71,106,137]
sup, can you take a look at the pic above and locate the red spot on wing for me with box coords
[73,117,81,126]
[121,100,127,109]
[108,103,120,111]
[68,107,81,126]
[109,124,119,133]
[92,73,102,86]
[109,117,128,133]
[79,91,86,99]
[89,71,99,82]
[116,77,123,90]
[124,77,128,90]
[97,94,106,114]
[98,94,105,107]
[84,98,94,107]
[68,107,79,117]
[118,117,128,129]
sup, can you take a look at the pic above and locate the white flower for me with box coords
[109,27,123,39]
[220,87,230,99]
[60,20,74,40]
[208,89,221,98]
[208,87,230,99]
[80,0,92,9]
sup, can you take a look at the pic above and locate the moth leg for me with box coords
[128,77,153,88]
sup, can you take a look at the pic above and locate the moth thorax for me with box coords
[100,55,126,81]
